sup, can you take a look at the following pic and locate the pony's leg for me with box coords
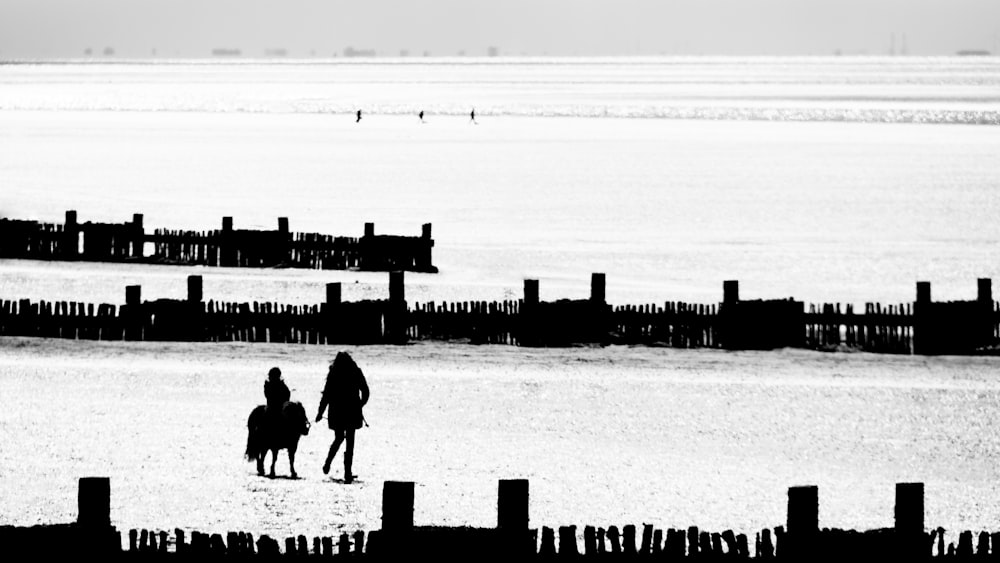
[269,449,277,478]
[288,446,297,479]
[257,454,265,476]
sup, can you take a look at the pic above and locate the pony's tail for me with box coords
[245,429,256,461]
[245,407,261,461]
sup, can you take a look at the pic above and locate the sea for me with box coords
[1,56,999,545]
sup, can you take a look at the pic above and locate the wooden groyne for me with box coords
[0,477,987,561]
[0,273,998,355]
[0,211,437,272]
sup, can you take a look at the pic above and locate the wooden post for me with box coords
[390,271,405,305]
[786,486,818,558]
[895,482,924,535]
[126,285,141,306]
[584,526,597,555]
[524,280,539,308]
[558,526,579,556]
[979,278,992,304]
[64,210,79,259]
[78,477,110,527]
[421,223,432,239]
[382,481,414,532]
[187,275,203,303]
[132,213,144,259]
[497,479,529,529]
[787,486,818,534]
[591,273,606,304]
[278,217,289,234]
[364,223,375,237]
[916,282,931,305]
[914,282,931,354]
[723,280,739,304]
[326,283,342,307]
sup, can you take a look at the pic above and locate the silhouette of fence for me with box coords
[0,477,989,561]
[0,211,437,272]
[0,273,997,355]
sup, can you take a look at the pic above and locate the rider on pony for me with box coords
[264,367,291,422]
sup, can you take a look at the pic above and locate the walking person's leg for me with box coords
[343,428,356,483]
[324,429,345,474]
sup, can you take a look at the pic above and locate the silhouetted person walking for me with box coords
[316,352,370,483]
[419,110,424,122]
[470,108,476,123]
[356,110,362,123]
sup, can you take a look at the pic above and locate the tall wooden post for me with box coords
[914,281,931,354]
[591,273,606,304]
[895,482,924,535]
[326,283,342,307]
[497,479,529,529]
[64,210,79,259]
[187,275,203,303]
[364,223,375,237]
[131,213,144,259]
[523,280,539,309]
[124,285,142,341]
[723,280,739,304]
[78,477,110,527]
[221,217,236,267]
[786,486,818,557]
[381,481,414,532]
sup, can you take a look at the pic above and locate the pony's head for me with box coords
[286,401,310,436]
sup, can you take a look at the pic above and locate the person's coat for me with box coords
[318,356,370,430]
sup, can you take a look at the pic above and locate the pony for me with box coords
[245,401,310,478]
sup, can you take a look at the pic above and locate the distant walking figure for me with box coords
[316,352,370,483]
[470,108,477,123]
[356,110,362,123]
[419,110,424,122]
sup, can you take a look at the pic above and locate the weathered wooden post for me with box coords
[524,279,539,309]
[64,210,79,259]
[187,275,203,303]
[914,281,931,354]
[124,285,142,341]
[895,482,925,558]
[719,280,740,349]
[786,486,818,558]
[591,273,606,304]
[498,478,532,558]
[220,216,236,267]
[382,481,414,532]
[387,271,407,343]
[326,283,342,307]
[558,526,579,557]
[417,223,435,272]
[364,223,375,237]
[131,214,144,259]
[979,278,995,349]
[724,280,739,304]
[520,279,540,346]
[78,478,110,528]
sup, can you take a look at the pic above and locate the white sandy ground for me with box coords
[2,336,1000,542]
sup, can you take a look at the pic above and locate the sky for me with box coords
[1,0,998,58]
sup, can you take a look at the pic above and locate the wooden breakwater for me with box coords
[0,477,988,561]
[0,273,998,355]
[0,211,437,272]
